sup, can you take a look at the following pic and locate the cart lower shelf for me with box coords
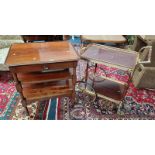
[77,79,128,104]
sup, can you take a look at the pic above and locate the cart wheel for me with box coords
[75,81,97,104]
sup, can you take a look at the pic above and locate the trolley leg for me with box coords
[92,63,97,87]
[85,61,89,89]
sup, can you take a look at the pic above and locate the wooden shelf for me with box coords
[87,79,127,104]
[22,80,73,101]
[17,69,72,84]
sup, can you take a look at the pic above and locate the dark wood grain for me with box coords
[87,79,127,102]
[6,41,78,116]
[17,69,72,84]
[6,41,79,66]
[9,62,75,73]
[22,80,73,101]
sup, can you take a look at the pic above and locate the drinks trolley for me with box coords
[76,43,140,106]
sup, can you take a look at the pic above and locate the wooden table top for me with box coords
[81,35,127,43]
[5,41,79,66]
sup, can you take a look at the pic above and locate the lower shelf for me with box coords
[85,79,127,104]
[22,80,73,101]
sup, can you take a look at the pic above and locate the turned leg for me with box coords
[85,61,89,89]
[92,63,97,87]
[22,99,30,116]
[11,72,30,117]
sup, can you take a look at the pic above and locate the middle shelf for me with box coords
[17,68,73,84]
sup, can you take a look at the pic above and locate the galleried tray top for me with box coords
[81,44,138,69]
[5,41,79,66]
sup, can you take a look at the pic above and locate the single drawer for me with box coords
[9,61,77,73]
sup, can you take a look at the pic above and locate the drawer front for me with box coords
[9,61,77,73]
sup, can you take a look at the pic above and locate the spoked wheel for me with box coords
[75,81,97,104]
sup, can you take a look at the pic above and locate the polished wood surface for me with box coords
[22,80,73,101]
[7,41,78,116]
[17,69,72,84]
[9,62,75,73]
[90,79,126,102]
[6,41,79,66]
[81,35,127,43]
[84,65,128,104]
